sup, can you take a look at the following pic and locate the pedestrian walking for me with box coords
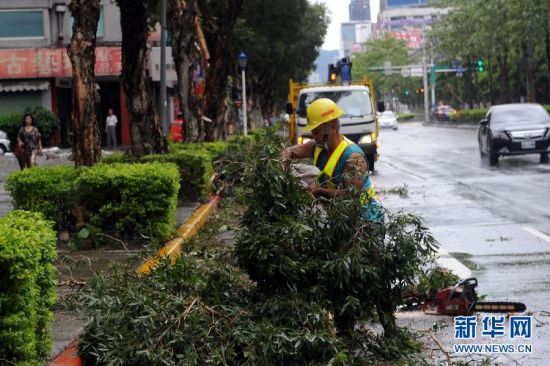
[105,108,118,148]
[16,113,42,170]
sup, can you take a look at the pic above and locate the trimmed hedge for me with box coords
[0,210,57,365]
[141,150,214,201]
[5,163,180,241]
[4,166,78,227]
[397,112,415,121]
[450,108,488,123]
[77,163,180,240]
[0,106,60,147]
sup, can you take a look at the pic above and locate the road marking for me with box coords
[406,173,424,181]
[522,226,550,243]
[378,160,425,181]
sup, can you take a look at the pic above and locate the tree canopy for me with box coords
[430,0,550,105]
[233,0,328,115]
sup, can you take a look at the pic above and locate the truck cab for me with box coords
[288,79,380,171]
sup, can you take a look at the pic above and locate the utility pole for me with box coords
[430,62,436,107]
[160,0,168,134]
[422,49,429,123]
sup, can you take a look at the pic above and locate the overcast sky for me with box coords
[310,0,380,50]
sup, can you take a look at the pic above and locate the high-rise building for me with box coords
[349,0,371,22]
[384,0,427,9]
[340,21,372,57]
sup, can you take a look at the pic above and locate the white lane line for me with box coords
[522,226,550,243]
[437,247,472,279]
[406,173,424,181]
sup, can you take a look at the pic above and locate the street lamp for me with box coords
[239,52,248,136]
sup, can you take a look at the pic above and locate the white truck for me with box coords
[287,77,381,171]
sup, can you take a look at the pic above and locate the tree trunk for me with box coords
[168,0,201,142]
[67,0,102,167]
[488,53,494,105]
[198,0,244,141]
[545,27,550,101]
[497,46,511,104]
[118,0,168,156]
[524,38,536,102]
[464,58,475,109]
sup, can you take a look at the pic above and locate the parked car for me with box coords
[378,110,398,130]
[478,103,550,166]
[433,105,457,122]
[0,129,10,155]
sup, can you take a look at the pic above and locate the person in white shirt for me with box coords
[105,108,118,148]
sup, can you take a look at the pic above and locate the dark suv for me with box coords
[478,103,550,165]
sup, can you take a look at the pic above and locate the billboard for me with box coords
[389,30,424,49]
[0,47,122,79]
[385,0,427,7]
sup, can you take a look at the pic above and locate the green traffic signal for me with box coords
[475,59,485,72]
[404,89,410,96]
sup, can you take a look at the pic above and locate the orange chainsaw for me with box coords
[421,278,526,316]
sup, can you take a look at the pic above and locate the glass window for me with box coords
[297,91,373,118]
[69,6,104,37]
[0,11,44,38]
[492,105,550,126]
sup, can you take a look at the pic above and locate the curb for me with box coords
[139,194,220,274]
[48,194,221,365]
[48,340,83,366]
[422,122,478,130]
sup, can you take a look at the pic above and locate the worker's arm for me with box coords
[342,152,369,191]
[279,141,315,160]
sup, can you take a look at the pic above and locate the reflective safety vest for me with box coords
[313,136,382,221]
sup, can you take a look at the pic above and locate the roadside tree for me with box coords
[67,0,102,167]
[117,0,169,156]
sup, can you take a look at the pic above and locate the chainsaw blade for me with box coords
[472,302,526,313]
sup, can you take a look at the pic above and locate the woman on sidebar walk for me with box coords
[16,113,43,170]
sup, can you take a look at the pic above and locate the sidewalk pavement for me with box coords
[52,202,201,357]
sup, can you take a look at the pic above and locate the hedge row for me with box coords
[450,108,488,123]
[397,112,416,121]
[0,211,57,365]
[451,105,550,123]
[0,106,60,147]
[102,137,254,200]
[5,163,180,241]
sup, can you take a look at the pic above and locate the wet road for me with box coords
[375,122,550,364]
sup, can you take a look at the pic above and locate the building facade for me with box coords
[349,0,371,22]
[340,21,373,57]
[0,0,178,147]
[376,2,449,50]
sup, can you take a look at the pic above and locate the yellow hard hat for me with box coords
[304,98,344,133]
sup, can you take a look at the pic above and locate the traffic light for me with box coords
[415,88,424,94]
[328,64,338,83]
[338,57,352,83]
[404,89,410,96]
[475,59,485,72]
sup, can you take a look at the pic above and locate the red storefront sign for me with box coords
[389,30,424,49]
[0,47,122,79]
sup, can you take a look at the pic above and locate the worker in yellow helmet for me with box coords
[281,98,383,221]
